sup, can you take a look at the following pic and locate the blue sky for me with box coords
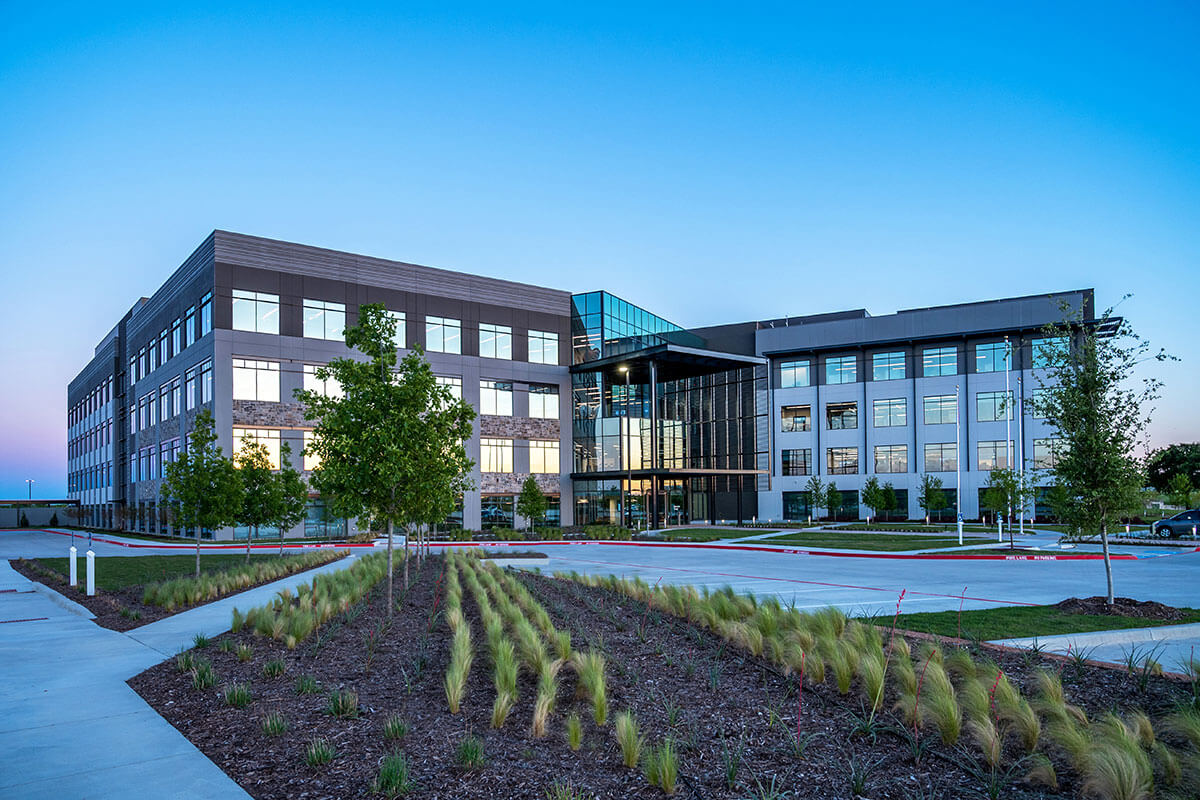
[1,2,1197,498]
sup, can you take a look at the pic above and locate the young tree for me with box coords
[804,476,825,522]
[297,304,475,615]
[273,442,309,555]
[235,435,277,562]
[981,467,1036,547]
[860,477,883,525]
[881,482,898,522]
[516,475,548,531]
[824,482,843,523]
[1166,473,1194,510]
[160,410,243,577]
[917,474,948,525]
[1029,302,1171,604]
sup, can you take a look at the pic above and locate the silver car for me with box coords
[1152,509,1200,538]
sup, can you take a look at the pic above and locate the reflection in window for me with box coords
[1033,438,1063,469]
[976,391,1013,422]
[530,384,559,419]
[232,359,280,402]
[1033,337,1067,369]
[303,430,321,471]
[232,290,281,334]
[977,440,1013,471]
[827,447,858,474]
[386,310,406,348]
[874,444,907,473]
[303,299,346,340]
[872,352,905,381]
[924,443,957,472]
[780,359,811,388]
[825,356,857,385]
[529,330,558,364]
[479,323,512,359]
[782,448,811,476]
[826,401,858,430]
[480,380,513,416]
[923,395,957,425]
[436,375,463,399]
[234,427,281,468]
[922,346,957,377]
[872,398,906,427]
[975,342,1010,373]
[426,316,461,353]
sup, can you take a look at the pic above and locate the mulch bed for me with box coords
[1054,595,1191,621]
[130,556,1191,799]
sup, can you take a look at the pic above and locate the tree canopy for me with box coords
[517,475,548,531]
[1146,443,1200,493]
[274,441,309,555]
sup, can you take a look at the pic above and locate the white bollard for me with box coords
[86,550,95,596]
[69,546,78,586]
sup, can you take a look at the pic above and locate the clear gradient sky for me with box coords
[1,2,1197,499]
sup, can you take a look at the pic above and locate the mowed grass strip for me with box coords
[758,532,976,551]
[879,604,1200,640]
[660,528,763,542]
[35,553,308,592]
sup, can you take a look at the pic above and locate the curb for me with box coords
[28,581,97,620]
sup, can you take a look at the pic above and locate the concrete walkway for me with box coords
[0,551,355,799]
[993,623,1200,673]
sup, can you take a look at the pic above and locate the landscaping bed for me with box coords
[10,551,347,631]
[131,555,1198,798]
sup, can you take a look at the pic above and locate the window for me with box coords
[481,438,514,473]
[184,366,198,411]
[924,443,957,472]
[529,384,559,419]
[782,491,813,521]
[303,299,346,340]
[780,359,811,388]
[148,339,157,373]
[977,440,1014,471]
[303,364,343,398]
[234,427,281,468]
[529,330,558,365]
[171,318,182,353]
[481,495,514,529]
[781,405,811,432]
[923,395,957,425]
[825,355,857,385]
[233,359,281,402]
[827,447,859,474]
[976,391,1013,422]
[873,398,907,427]
[436,375,462,399]
[170,377,181,416]
[975,342,1010,373]
[874,445,908,474]
[872,352,905,381]
[159,384,171,421]
[922,346,957,377]
[529,440,559,473]
[426,316,461,354]
[184,306,197,347]
[159,328,169,363]
[199,292,213,337]
[129,354,138,387]
[1033,438,1063,469]
[1033,336,1067,369]
[231,290,280,334]
[1029,388,1048,419]
[386,310,406,348]
[826,401,858,430]
[480,380,513,416]
[199,360,213,404]
[479,323,512,359]
[781,448,811,476]
[303,430,321,471]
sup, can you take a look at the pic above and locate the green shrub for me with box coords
[326,688,359,719]
[261,658,286,678]
[383,714,408,741]
[455,735,485,769]
[373,750,413,796]
[223,682,252,709]
[261,711,287,735]
[304,737,336,767]
[295,674,319,694]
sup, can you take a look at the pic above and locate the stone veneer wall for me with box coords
[478,415,559,439]
[481,472,559,494]
[232,400,312,428]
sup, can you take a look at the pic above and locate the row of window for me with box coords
[68,376,115,427]
[130,293,213,387]
[129,361,212,434]
[779,439,1061,476]
[225,428,561,476]
[231,358,561,419]
[69,464,112,492]
[232,290,560,364]
[781,390,1043,433]
[778,337,1066,388]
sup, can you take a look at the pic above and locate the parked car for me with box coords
[1152,509,1200,538]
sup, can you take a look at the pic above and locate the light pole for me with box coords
[26,479,34,500]
[1018,374,1026,538]
[1003,336,1012,544]
[955,384,963,545]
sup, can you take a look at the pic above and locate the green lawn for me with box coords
[659,528,759,542]
[878,604,1200,640]
[34,553,306,592]
[758,532,974,551]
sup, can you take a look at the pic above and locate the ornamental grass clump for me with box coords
[615,711,642,769]
[223,682,252,709]
[191,658,216,689]
[445,623,474,714]
[571,649,608,725]
[382,714,408,741]
[532,660,562,738]
[143,550,346,610]
[373,750,413,797]
[326,688,359,719]
[642,738,678,794]
[305,737,336,767]
[261,711,287,736]
[566,712,583,751]
[236,643,253,662]
[455,735,486,770]
[1083,715,1154,800]
[261,658,286,679]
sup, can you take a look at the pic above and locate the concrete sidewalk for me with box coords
[0,552,355,799]
[993,623,1200,673]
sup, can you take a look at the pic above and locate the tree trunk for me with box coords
[195,527,201,578]
[386,519,394,618]
[247,526,253,563]
[1100,520,1115,605]
[402,523,410,593]
[279,524,284,556]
